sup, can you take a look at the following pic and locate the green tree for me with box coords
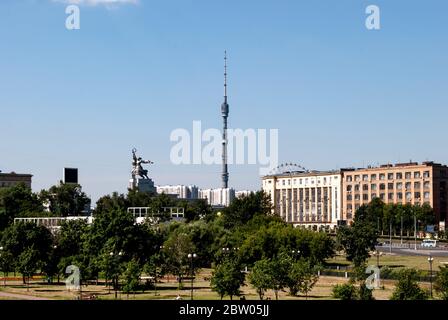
[122,259,141,299]
[390,268,428,300]
[287,258,319,299]
[162,231,195,288]
[435,265,448,300]
[16,247,41,290]
[222,191,272,229]
[40,182,90,217]
[332,283,358,300]
[0,249,13,286]
[0,183,43,230]
[249,259,272,300]
[210,259,245,300]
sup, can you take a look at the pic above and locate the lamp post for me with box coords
[373,250,383,267]
[187,253,197,300]
[428,255,434,298]
[109,251,123,299]
[291,249,301,261]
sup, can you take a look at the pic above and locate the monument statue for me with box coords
[131,148,153,180]
[129,148,155,193]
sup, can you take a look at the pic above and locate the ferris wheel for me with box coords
[269,163,309,176]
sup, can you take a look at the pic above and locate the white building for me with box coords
[262,171,342,230]
[235,190,254,198]
[156,185,199,199]
[199,188,235,207]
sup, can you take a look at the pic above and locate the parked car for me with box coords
[421,239,438,248]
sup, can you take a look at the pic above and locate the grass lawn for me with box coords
[0,252,445,300]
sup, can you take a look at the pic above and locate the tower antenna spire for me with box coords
[221,50,229,189]
[224,50,227,101]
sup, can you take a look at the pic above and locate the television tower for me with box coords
[221,51,229,189]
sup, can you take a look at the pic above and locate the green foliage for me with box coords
[435,265,448,300]
[162,230,196,285]
[287,258,319,298]
[122,259,141,296]
[39,182,90,217]
[222,191,272,229]
[0,183,43,230]
[332,283,358,300]
[248,259,272,300]
[16,246,41,281]
[390,268,428,300]
[210,259,245,300]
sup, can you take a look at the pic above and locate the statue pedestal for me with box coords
[129,178,156,193]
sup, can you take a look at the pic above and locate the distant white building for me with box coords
[156,185,199,199]
[199,188,235,207]
[235,190,254,198]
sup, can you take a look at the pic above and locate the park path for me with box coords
[0,291,50,300]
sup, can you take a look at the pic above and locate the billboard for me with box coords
[64,168,78,184]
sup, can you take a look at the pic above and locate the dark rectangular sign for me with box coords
[64,168,78,184]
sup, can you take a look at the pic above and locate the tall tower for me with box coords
[221,51,229,189]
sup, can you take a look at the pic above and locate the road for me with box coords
[376,246,448,257]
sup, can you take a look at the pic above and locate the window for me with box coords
[379,174,385,180]
[405,182,411,190]
[397,192,403,200]
[354,175,360,182]
[355,204,360,210]
[396,173,403,179]
[388,183,394,189]
[282,180,285,186]
[388,173,394,180]
[414,182,421,189]
[371,193,377,199]
[300,179,303,184]
[414,172,421,179]
[405,172,412,179]
[415,192,421,199]
[380,183,386,190]
[406,192,412,200]
[371,184,377,191]
[347,185,352,192]
[423,171,430,178]
[347,195,352,201]
[424,192,430,199]
[323,178,327,184]
[355,194,360,201]
[380,193,385,200]
[388,193,394,200]
[397,182,403,190]
[363,184,369,191]
[363,194,368,201]
[371,174,377,181]
[424,181,430,189]
[346,175,353,182]
[363,175,369,181]
[347,204,352,210]
[354,184,360,191]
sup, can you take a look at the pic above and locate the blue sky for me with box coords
[1,0,447,202]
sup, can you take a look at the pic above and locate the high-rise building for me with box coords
[199,188,235,207]
[156,185,199,199]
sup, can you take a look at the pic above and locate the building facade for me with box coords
[342,162,448,227]
[199,188,235,207]
[262,171,342,229]
[0,172,32,189]
[156,185,199,199]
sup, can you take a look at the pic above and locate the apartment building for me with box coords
[342,161,448,227]
[262,171,343,229]
[0,172,32,189]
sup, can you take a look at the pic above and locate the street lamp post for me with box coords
[109,251,123,299]
[373,250,383,268]
[428,255,434,298]
[187,253,197,300]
